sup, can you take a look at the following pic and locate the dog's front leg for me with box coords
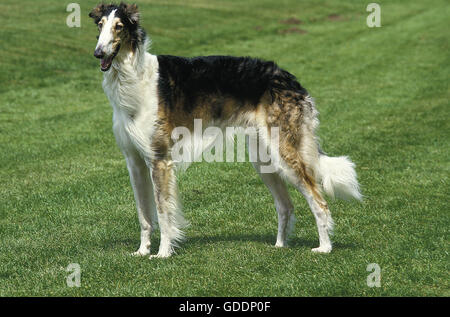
[125,152,157,256]
[150,159,188,258]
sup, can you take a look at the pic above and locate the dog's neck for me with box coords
[109,37,151,77]
[102,35,157,117]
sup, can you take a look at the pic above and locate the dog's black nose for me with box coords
[94,47,104,59]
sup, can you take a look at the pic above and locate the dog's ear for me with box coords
[120,2,139,25]
[89,3,106,24]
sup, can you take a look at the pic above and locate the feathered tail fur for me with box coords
[317,154,362,201]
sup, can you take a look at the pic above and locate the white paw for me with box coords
[311,246,332,253]
[149,253,171,259]
[275,241,288,248]
[131,248,151,257]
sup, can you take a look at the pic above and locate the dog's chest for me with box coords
[102,56,160,158]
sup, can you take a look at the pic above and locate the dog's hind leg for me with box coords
[125,152,158,256]
[247,132,295,248]
[251,161,296,247]
[264,92,333,253]
[279,151,334,253]
[150,159,189,258]
[298,183,333,253]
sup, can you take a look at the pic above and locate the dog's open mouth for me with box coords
[100,46,120,72]
[101,55,114,72]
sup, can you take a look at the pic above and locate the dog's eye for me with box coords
[116,24,123,31]
[98,23,103,31]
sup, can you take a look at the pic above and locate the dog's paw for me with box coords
[311,246,332,253]
[131,248,151,257]
[274,241,288,248]
[149,253,171,260]
[149,248,173,259]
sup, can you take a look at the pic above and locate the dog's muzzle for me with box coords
[93,45,120,72]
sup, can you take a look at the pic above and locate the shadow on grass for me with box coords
[100,233,359,253]
[183,234,359,251]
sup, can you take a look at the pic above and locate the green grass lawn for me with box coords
[0,0,448,296]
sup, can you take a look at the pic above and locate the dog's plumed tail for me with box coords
[317,154,362,201]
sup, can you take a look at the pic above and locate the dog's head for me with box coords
[89,2,141,71]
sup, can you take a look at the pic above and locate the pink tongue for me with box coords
[101,57,110,69]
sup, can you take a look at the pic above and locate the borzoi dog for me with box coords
[89,2,361,258]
